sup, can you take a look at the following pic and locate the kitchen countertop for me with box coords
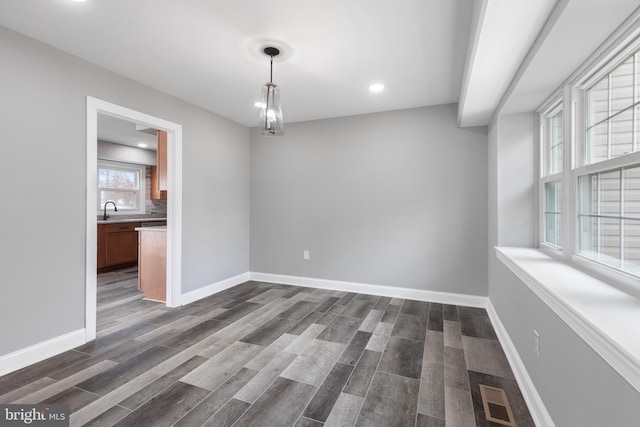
[135,225,167,232]
[97,217,166,224]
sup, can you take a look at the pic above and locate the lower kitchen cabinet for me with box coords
[97,224,107,269]
[97,222,141,272]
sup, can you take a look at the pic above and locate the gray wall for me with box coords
[488,114,640,426]
[496,113,535,247]
[251,105,489,296]
[0,25,250,355]
[491,260,640,426]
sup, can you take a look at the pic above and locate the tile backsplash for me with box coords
[145,166,167,217]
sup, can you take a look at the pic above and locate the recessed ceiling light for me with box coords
[137,143,148,148]
[71,0,87,2]
[369,84,384,93]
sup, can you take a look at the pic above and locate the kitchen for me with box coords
[96,113,168,303]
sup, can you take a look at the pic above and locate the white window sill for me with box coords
[495,247,640,393]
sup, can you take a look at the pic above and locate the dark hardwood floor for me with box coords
[0,268,534,426]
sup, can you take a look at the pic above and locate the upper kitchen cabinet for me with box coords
[152,130,168,200]
[157,130,167,191]
[151,166,167,200]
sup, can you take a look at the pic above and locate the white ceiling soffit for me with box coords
[0,0,472,127]
[499,0,640,116]
[97,113,158,151]
[457,0,558,128]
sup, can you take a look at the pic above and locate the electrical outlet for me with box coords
[533,330,540,358]
[303,250,310,261]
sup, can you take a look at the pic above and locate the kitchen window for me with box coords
[98,160,145,214]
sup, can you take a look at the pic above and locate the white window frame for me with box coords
[97,159,146,215]
[537,30,640,289]
[539,100,564,252]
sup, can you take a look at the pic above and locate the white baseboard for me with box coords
[250,272,489,308]
[181,272,250,306]
[486,301,555,427]
[0,329,86,377]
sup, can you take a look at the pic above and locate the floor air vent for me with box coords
[479,384,516,426]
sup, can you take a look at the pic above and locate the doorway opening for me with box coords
[85,97,183,342]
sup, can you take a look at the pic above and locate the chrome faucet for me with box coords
[103,201,118,220]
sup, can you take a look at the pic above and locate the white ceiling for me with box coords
[0,1,638,128]
[0,0,472,126]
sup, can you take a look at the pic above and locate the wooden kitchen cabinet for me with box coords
[157,130,167,191]
[137,227,166,302]
[97,224,107,269]
[150,165,167,200]
[97,222,140,272]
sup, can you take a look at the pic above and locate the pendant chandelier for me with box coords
[259,47,284,136]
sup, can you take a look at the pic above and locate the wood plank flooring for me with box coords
[0,269,535,426]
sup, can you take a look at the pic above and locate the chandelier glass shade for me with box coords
[259,47,284,136]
